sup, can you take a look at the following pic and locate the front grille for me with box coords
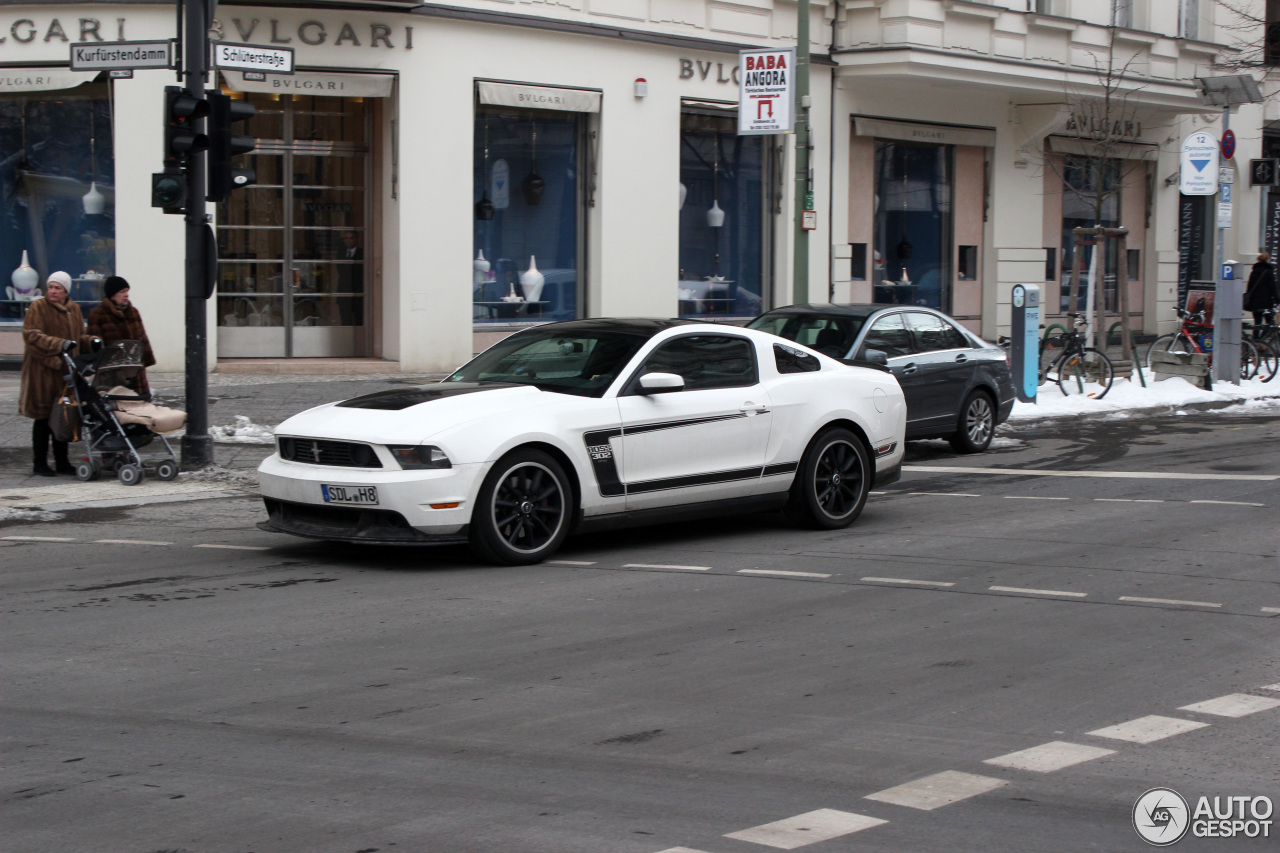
[278,436,382,468]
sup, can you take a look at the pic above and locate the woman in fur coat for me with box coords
[19,272,97,476]
[88,275,157,399]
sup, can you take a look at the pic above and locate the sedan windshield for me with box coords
[445,327,651,397]
[747,313,867,358]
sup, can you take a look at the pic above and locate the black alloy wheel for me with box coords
[470,449,571,565]
[949,391,995,454]
[786,427,870,529]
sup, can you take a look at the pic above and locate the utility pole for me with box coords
[792,0,811,304]
[181,0,213,468]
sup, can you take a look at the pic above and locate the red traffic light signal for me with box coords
[206,90,258,202]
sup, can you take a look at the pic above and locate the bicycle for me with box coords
[1145,307,1262,380]
[1244,308,1279,383]
[1042,313,1114,398]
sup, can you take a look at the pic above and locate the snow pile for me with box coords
[183,465,259,486]
[1011,375,1280,421]
[0,507,64,523]
[210,415,275,444]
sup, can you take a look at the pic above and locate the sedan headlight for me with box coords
[388,445,452,470]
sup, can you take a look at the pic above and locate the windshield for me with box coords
[445,327,652,397]
[746,313,867,358]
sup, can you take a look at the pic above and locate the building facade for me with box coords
[0,0,1267,372]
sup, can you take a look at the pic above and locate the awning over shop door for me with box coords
[222,70,394,97]
[477,81,601,113]
[854,116,995,148]
[0,69,98,93]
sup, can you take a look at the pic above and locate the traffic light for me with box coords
[162,85,208,165]
[152,85,208,212]
[206,91,257,202]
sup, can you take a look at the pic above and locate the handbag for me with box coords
[49,386,81,442]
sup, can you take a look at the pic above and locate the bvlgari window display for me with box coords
[2,81,115,322]
[473,106,582,324]
[873,141,952,312]
[678,108,767,319]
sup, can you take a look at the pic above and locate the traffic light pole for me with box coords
[180,0,213,468]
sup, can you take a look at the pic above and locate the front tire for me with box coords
[785,428,870,529]
[469,449,572,565]
[949,391,996,454]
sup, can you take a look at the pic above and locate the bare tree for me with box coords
[1211,0,1274,80]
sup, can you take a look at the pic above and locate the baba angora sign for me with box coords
[738,48,794,136]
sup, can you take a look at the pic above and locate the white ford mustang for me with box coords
[258,319,906,564]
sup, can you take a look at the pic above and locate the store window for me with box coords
[1059,158,1121,313]
[1,82,115,322]
[874,141,952,311]
[678,107,768,319]
[473,105,583,324]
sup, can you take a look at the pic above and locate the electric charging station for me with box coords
[1215,260,1244,384]
[1010,284,1041,403]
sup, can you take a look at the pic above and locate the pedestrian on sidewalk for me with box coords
[1243,252,1279,337]
[88,275,156,399]
[19,271,96,477]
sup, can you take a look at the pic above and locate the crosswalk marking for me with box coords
[725,809,886,849]
[1178,694,1280,718]
[1086,715,1209,743]
[983,741,1115,773]
[865,770,1007,811]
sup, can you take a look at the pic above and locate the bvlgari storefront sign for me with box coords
[224,69,394,98]
[0,68,97,92]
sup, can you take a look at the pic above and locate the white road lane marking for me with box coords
[904,465,1280,482]
[547,560,597,566]
[655,848,713,853]
[94,539,172,546]
[1119,596,1222,608]
[1190,499,1266,507]
[194,544,271,551]
[1004,495,1070,500]
[989,586,1087,598]
[983,741,1115,773]
[724,809,887,849]
[623,563,710,571]
[909,492,981,497]
[1178,694,1280,718]
[861,577,955,587]
[865,770,1007,811]
[1262,683,1280,691]
[1262,607,1280,614]
[2,535,75,542]
[869,491,887,495]
[738,569,832,579]
[1086,715,1210,743]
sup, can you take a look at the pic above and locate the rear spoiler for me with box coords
[838,358,891,374]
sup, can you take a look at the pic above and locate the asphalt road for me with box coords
[4,410,1279,853]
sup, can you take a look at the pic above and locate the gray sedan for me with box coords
[748,304,1015,453]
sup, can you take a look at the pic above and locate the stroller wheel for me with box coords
[75,460,100,482]
[117,463,144,486]
[155,460,179,481]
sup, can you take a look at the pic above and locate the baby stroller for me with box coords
[59,339,185,485]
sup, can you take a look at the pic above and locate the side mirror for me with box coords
[861,348,889,366]
[637,372,684,394]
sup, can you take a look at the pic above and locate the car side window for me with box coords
[905,312,971,352]
[639,335,758,391]
[862,313,913,358]
[774,343,821,374]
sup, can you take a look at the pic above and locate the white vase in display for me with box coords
[10,250,39,296]
[520,255,545,303]
[473,250,490,287]
[82,181,105,215]
[706,199,725,228]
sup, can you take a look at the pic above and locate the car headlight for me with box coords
[388,445,452,470]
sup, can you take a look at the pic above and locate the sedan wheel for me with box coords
[786,428,870,529]
[949,391,995,454]
[470,449,571,565]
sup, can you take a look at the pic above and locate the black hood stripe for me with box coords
[337,382,523,411]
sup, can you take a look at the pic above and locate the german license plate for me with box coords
[321,484,379,505]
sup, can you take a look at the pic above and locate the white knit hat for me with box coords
[46,271,72,290]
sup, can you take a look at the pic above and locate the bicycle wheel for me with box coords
[1258,334,1280,383]
[1144,333,1195,370]
[1239,339,1261,380]
[1055,348,1114,398]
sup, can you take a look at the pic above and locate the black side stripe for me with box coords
[627,466,763,494]
[762,462,799,477]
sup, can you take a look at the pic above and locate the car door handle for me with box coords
[901,363,918,374]
[954,354,969,363]
[739,403,770,414]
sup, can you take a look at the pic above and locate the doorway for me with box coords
[873,140,953,312]
[216,93,372,358]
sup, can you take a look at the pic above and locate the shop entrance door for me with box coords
[216,93,371,358]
